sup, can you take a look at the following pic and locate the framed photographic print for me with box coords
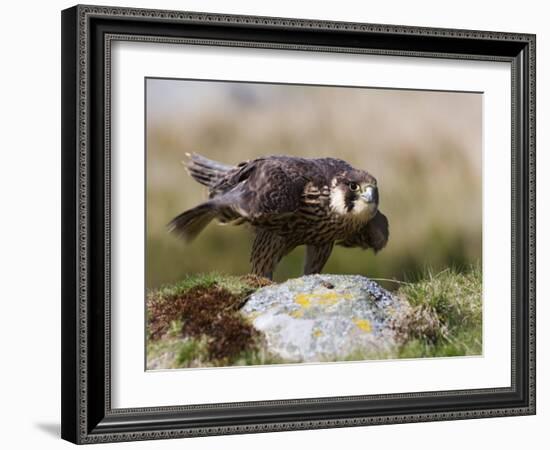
[61,4,536,444]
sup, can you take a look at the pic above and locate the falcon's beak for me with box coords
[361,185,378,204]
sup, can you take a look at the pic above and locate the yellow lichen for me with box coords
[295,294,312,307]
[290,309,304,318]
[312,329,324,338]
[294,291,351,308]
[317,291,351,305]
[353,318,372,333]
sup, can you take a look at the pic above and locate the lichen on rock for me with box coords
[240,274,407,363]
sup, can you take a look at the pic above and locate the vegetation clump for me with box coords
[392,265,482,358]
[147,273,277,368]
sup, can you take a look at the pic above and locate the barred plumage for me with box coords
[169,153,389,278]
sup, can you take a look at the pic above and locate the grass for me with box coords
[393,264,482,358]
[146,266,482,369]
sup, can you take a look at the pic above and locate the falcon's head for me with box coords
[330,170,379,221]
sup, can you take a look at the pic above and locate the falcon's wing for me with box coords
[210,158,311,219]
[168,157,304,240]
[337,210,389,252]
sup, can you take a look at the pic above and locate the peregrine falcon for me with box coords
[169,153,389,279]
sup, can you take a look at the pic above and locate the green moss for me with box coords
[175,339,207,367]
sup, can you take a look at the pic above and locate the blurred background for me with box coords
[146,78,481,290]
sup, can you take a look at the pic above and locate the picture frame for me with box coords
[61,4,536,444]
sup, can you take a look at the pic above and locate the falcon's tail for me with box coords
[167,202,218,242]
[184,152,233,188]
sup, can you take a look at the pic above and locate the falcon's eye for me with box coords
[349,182,359,192]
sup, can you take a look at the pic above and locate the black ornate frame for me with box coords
[61,4,536,444]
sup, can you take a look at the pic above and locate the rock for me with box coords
[240,274,406,363]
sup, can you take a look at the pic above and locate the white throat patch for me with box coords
[329,185,348,215]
